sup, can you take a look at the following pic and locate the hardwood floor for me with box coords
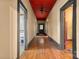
[65,40,72,50]
[20,36,72,59]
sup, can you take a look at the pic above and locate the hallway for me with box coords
[0,0,79,59]
[20,36,72,59]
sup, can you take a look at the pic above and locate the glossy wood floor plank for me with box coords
[20,36,72,59]
[66,40,72,50]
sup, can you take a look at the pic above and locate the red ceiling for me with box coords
[29,0,57,21]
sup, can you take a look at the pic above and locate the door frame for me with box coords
[60,0,77,59]
[17,0,27,59]
[38,23,45,34]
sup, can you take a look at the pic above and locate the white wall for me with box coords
[0,0,37,59]
[0,0,17,59]
[0,0,10,59]
[22,0,37,45]
[46,0,68,44]
[9,0,17,59]
[47,0,79,58]
[77,0,79,58]
[10,0,37,58]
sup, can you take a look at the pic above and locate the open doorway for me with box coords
[60,0,77,59]
[38,23,45,34]
[64,4,73,51]
[17,0,27,58]
[37,21,47,36]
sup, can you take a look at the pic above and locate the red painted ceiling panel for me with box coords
[29,0,57,20]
